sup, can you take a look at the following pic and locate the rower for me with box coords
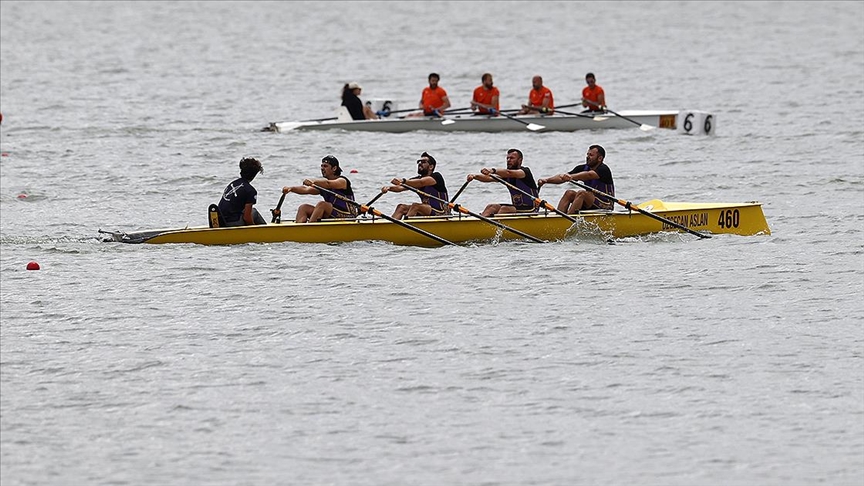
[381,152,450,219]
[281,155,358,223]
[537,144,615,214]
[466,148,540,217]
[216,157,267,227]
[405,73,451,118]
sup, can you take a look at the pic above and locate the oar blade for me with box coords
[441,119,456,125]
[639,124,655,131]
[527,123,545,131]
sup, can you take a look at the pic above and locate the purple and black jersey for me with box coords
[321,176,358,218]
[569,163,615,210]
[411,172,450,215]
[506,166,539,211]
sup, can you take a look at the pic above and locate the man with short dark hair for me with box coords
[218,157,267,226]
[467,148,540,217]
[470,73,500,116]
[382,152,450,219]
[538,144,615,213]
[518,76,555,115]
[407,73,451,118]
[581,73,606,113]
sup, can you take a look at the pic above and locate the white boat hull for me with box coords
[267,110,715,135]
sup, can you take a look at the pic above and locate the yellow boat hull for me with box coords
[106,201,770,247]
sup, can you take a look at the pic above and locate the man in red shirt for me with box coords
[519,75,554,115]
[470,73,500,116]
[407,73,451,118]
[581,72,606,112]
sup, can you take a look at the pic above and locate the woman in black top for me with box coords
[341,82,378,120]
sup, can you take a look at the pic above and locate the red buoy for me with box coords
[350,169,358,173]
[26,261,40,270]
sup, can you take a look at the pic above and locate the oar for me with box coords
[568,181,710,239]
[449,179,472,203]
[311,184,457,246]
[363,190,386,207]
[501,110,545,131]
[582,99,654,131]
[270,193,287,223]
[473,102,545,131]
[435,107,475,125]
[544,108,597,119]
[554,102,584,110]
[488,174,581,225]
[392,106,472,119]
[397,183,545,243]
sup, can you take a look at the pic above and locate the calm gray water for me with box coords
[1,1,863,485]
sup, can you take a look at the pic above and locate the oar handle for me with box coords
[270,193,287,223]
[568,181,710,239]
[449,179,472,203]
[363,190,386,208]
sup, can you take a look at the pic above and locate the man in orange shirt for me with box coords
[470,73,500,116]
[407,72,451,118]
[518,75,554,115]
[581,72,606,112]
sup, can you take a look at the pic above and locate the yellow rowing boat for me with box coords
[103,200,770,247]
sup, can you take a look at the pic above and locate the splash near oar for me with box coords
[568,181,710,239]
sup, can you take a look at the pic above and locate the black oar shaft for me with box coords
[568,181,710,239]
[398,183,545,243]
[449,179,472,203]
[490,174,581,225]
[582,99,653,129]
[271,193,287,223]
[547,109,596,119]
[364,191,386,207]
[311,184,457,246]
[473,102,544,131]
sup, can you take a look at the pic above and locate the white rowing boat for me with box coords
[264,108,716,135]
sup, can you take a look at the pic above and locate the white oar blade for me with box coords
[527,123,545,131]
[441,119,456,125]
[639,125,655,131]
[593,116,608,122]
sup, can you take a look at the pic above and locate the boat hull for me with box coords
[105,201,770,247]
[272,110,683,133]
